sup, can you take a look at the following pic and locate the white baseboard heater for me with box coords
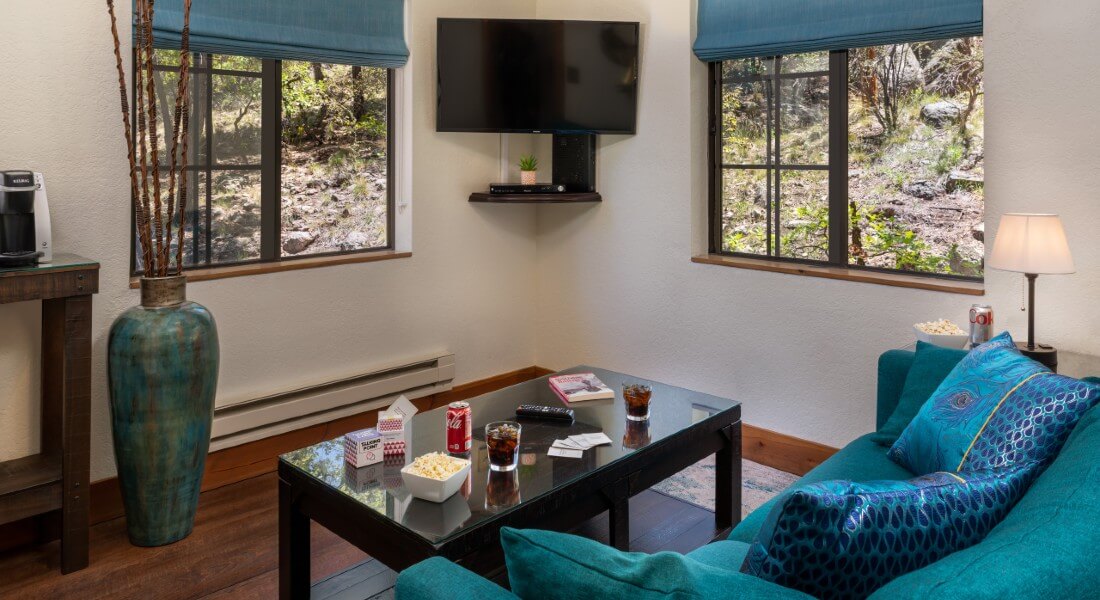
[209,353,455,452]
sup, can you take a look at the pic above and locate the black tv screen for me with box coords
[436,19,639,134]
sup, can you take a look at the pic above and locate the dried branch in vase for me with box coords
[106,0,193,277]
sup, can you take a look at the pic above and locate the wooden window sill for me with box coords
[129,251,412,288]
[691,254,984,296]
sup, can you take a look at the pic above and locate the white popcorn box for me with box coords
[344,428,383,467]
[378,412,405,437]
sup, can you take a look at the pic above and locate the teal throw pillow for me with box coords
[889,332,1100,474]
[742,463,1040,600]
[872,341,968,446]
[500,527,810,600]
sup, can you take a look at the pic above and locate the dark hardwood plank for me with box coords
[313,562,398,600]
[660,505,728,556]
[311,558,390,598]
[0,259,97,573]
[0,473,723,599]
[629,501,711,555]
[469,192,602,204]
[0,474,365,599]
[0,455,61,502]
[49,294,93,573]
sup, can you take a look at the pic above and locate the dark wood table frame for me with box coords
[0,256,98,573]
[279,404,741,598]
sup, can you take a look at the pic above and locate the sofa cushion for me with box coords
[871,403,1100,599]
[500,527,812,599]
[729,433,914,544]
[961,369,1099,470]
[890,332,1099,474]
[889,332,1042,474]
[742,464,1039,600]
[871,342,967,446]
[685,540,751,571]
[397,556,519,600]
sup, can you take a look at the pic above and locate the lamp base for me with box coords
[1016,342,1058,372]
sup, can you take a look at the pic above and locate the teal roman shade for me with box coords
[694,0,982,62]
[139,0,409,68]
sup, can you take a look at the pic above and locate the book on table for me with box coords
[548,373,614,403]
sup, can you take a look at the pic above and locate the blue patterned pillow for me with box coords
[742,464,1040,600]
[888,332,1099,475]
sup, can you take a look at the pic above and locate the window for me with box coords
[710,38,984,279]
[133,50,394,273]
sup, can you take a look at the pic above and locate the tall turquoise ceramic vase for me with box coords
[107,276,218,547]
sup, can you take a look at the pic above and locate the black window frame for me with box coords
[707,49,983,283]
[130,51,396,276]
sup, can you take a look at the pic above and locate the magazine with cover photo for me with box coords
[548,373,614,403]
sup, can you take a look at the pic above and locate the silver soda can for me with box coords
[969,304,994,347]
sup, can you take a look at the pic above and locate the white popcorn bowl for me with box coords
[913,325,969,349]
[400,457,471,503]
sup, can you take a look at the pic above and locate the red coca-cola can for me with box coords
[446,401,472,454]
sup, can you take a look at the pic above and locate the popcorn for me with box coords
[406,452,468,481]
[915,319,966,335]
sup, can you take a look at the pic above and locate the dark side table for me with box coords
[0,255,99,573]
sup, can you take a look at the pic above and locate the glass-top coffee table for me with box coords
[277,366,741,598]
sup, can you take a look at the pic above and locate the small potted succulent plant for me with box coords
[518,155,538,185]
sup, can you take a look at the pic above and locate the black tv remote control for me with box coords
[516,404,575,423]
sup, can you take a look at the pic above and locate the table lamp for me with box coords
[987,213,1075,370]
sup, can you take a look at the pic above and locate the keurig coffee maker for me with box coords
[0,170,52,267]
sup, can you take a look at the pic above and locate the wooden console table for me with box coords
[0,255,99,573]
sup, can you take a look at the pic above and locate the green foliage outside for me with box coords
[146,52,391,265]
[719,39,984,278]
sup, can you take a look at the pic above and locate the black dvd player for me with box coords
[489,183,568,194]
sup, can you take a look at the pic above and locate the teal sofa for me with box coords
[396,350,1100,599]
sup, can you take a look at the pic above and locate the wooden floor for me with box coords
[0,472,720,599]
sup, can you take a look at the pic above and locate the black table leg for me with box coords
[608,497,630,550]
[280,476,311,600]
[604,476,631,551]
[715,422,742,532]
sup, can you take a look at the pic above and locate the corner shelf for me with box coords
[469,192,602,204]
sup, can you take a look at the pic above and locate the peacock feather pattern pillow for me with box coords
[962,369,1100,470]
[741,463,1039,600]
[888,332,1099,475]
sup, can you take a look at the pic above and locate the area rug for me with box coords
[654,456,799,516]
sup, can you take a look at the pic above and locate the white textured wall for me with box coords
[0,0,539,479]
[533,0,1100,447]
[2,0,1098,476]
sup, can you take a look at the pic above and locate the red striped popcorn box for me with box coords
[378,413,405,436]
[344,428,383,467]
[383,439,406,455]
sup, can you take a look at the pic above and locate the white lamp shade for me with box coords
[987,213,1076,274]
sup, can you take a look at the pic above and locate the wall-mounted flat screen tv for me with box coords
[436,18,639,134]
